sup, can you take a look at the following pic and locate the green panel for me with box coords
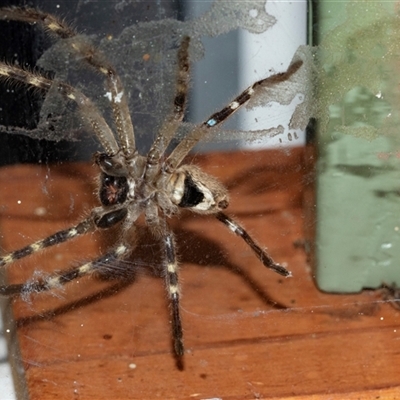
[314,1,400,292]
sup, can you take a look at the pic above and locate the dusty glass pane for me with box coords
[309,1,400,292]
[0,1,331,399]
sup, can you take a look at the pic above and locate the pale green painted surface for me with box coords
[314,1,400,292]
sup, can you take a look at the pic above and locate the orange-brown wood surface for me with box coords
[0,148,399,399]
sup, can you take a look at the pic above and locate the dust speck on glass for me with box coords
[0,0,306,359]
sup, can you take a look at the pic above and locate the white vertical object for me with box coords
[0,312,16,400]
[239,1,307,148]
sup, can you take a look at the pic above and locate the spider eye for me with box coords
[99,174,128,206]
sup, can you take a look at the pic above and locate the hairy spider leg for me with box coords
[216,212,290,277]
[166,58,304,170]
[144,36,191,181]
[0,218,94,268]
[0,63,119,155]
[0,6,136,158]
[0,243,131,297]
[0,203,130,269]
[163,228,184,356]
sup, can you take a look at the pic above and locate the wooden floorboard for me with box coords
[0,147,399,399]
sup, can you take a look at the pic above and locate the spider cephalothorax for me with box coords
[0,6,301,358]
[96,149,229,221]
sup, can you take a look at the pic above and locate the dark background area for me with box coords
[0,0,183,165]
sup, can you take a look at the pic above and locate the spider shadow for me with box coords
[174,222,288,310]
[14,277,135,329]
[15,215,287,370]
[13,219,287,328]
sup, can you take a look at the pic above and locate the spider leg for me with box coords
[216,212,291,277]
[0,218,94,268]
[0,243,131,297]
[0,7,136,157]
[144,36,190,180]
[0,63,119,155]
[165,59,304,170]
[162,227,184,356]
[0,207,128,269]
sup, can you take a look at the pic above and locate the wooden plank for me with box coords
[0,148,399,399]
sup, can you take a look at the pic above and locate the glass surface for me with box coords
[310,1,400,292]
[9,1,387,399]
[2,1,400,399]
